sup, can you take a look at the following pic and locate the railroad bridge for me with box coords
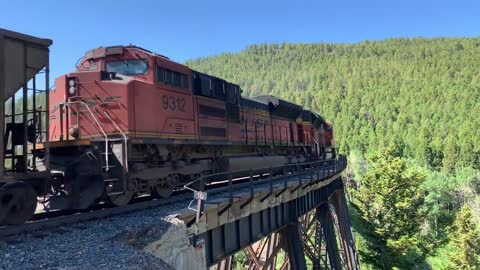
[1,157,359,270]
[143,158,358,270]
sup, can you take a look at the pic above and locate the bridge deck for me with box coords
[174,167,344,267]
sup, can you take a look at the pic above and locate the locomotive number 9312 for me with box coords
[162,95,186,112]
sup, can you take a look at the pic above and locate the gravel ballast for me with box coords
[0,200,193,270]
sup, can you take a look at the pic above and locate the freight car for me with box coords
[0,36,335,225]
[0,28,52,226]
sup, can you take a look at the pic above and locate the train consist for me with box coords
[0,29,335,225]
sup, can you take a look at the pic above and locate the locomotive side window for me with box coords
[200,75,212,96]
[173,72,181,87]
[165,70,172,84]
[157,66,189,90]
[226,83,239,104]
[213,79,226,100]
[106,59,148,75]
[182,75,189,89]
[192,71,239,102]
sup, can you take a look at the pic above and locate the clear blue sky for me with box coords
[1,0,479,81]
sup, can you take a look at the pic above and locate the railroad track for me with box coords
[0,193,190,240]
[0,173,265,239]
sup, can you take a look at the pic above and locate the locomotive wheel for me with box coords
[71,174,105,209]
[151,175,179,199]
[151,185,174,199]
[106,191,134,207]
[0,182,37,225]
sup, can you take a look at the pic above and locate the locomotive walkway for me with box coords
[1,157,358,270]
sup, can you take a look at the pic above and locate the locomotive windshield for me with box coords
[105,59,148,75]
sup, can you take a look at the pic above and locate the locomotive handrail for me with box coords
[308,132,321,156]
[61,101,110,171]
[103,110,129,173]
[184,155,347,230]
[185,157,343,191]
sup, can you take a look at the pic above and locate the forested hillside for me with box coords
[186,38,480,171]
[187,38,480,269]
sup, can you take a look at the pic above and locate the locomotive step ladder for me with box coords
[98,139,128,196]
[61,101,129,195]
[100,138,123,170]
[101,111,129,196]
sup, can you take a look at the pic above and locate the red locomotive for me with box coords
[47,45,335,208]
[0,32,335,225]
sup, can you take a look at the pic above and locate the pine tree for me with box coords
[446,204,480,269]
[354,148,426,268]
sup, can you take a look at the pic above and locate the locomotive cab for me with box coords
[49,46,202,207]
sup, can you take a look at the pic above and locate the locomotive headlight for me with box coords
[67,78,77,95]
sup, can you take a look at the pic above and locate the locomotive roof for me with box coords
[302,110,326,128]
[241,96,270,110]
[251,95,304,120]
[192,70,238,85]
[245,96,268,105]
[82,45,170,61]
[252,95,302,109]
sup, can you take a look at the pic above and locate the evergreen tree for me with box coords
[354,148,426,269]
[446,204,480,269]
[186,38,480,171]
[186,37,480,269]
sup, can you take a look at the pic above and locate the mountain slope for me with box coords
[186,38,480,170]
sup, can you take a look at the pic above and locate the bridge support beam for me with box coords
[212,190,359,270]
[330,189,359,270]
[235,224,306,270]
[209,187,359,270]
[297,185,359,270]
[165,168,358,270]
[283,222,307,270]
[317,203,342,270]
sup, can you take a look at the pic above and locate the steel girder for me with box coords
[201,178,359,269]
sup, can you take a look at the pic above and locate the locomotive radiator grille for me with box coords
[175,123,183,134]
[200,126,226,137]
[199,105,225,118]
